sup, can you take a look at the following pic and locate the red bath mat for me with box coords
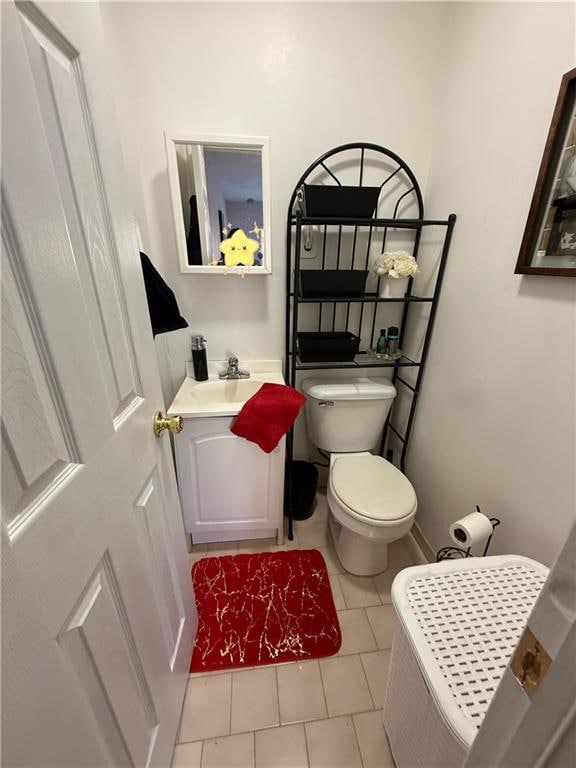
[190,549,341,672]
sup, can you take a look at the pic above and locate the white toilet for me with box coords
[302,377,417,576]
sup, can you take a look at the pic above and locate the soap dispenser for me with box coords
[191,334,208,381]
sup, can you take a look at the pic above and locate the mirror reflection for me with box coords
[167,134,270,273]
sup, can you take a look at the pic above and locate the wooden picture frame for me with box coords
[515,68,576,276]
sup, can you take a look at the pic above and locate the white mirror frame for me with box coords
[164,131,272,275]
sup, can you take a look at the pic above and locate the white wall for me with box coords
[101,1,448,402]
[407,2,575,567]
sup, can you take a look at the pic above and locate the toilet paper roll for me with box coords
[449,511,494,548]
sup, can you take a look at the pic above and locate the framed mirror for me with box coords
[165,132,272,274]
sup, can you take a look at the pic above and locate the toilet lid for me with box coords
[331,455,417,522]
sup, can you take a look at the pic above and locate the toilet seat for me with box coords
[331,455,417,524]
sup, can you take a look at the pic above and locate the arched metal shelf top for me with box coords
[287,142,424,222]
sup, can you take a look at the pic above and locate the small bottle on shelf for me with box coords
[376,328,388,355]
[387,326,400,356]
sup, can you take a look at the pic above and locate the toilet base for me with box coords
[329,514,389,576]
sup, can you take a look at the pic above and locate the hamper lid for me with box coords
[390,556,548,748]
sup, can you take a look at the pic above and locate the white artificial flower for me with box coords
[386,251,419,279]
[373,253,394,275]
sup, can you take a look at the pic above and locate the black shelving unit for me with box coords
[284,143,456,539]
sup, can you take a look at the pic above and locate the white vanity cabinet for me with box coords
[173,416,285,544]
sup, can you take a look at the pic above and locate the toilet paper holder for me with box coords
[436,506,501,562]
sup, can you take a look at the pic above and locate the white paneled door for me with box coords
[1,2,195,766]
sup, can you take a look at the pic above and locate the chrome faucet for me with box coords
[218,356,250,380]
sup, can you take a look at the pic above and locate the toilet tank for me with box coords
[302,378,397,453]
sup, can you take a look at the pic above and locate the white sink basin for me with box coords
[191,378,265,405]
[167,360,285,418]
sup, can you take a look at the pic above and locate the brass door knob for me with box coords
[153,411,183,438]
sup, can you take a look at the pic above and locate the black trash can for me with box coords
[289,460,319,521]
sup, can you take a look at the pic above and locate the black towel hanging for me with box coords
[140,252,188,337]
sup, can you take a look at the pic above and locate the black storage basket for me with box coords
[297,332,360,362]
[303,184,380,218]
[300,270,368,298]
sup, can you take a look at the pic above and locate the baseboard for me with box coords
[409,523,435,564]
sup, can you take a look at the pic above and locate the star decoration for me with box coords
[219,228,259,267]
[250,223,262,237]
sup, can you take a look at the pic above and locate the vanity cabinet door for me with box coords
[174,417,284,543]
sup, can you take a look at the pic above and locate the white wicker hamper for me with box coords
[383,555,549,768]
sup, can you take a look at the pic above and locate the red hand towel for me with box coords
[231,383,306,453]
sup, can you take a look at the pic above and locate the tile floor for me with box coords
[174,492,420,768]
